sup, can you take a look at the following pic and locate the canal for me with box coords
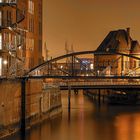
[6,91,140,140]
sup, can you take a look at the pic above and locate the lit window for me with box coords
[28,0,34,14]
[0,33,2,50]
[0,57,2,76]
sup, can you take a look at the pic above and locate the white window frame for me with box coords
[0,57,2,76]
[0,33,2,50]
[0,11,2,26]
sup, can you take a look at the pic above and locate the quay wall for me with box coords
[0,79,62,138]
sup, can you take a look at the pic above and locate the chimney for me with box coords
[126,27,130,36]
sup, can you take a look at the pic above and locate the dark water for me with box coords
[7,91,140,140]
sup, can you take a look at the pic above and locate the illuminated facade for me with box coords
[0,0,43,77]
[94,28,140,76]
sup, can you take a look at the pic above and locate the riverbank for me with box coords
[0,80,62,139]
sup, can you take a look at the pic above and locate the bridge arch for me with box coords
[27,50,140,77]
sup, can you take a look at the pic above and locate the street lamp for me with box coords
[90,63,94,70]
[76,60,79,63]
[60,65,63,69]
[97,70,100,76]
[18,45,22,50]
[3,60,8,65]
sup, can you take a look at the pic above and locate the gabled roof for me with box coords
[96,29,131,53]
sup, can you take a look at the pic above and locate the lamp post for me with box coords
[97,70,100,76]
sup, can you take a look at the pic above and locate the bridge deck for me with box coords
[60,84,140,90]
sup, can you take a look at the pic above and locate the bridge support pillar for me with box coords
[98,89,101,105]
[68,86,71,111]
[74,89,78,95]
[102,94,105,103]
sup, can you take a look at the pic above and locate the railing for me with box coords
[59,80,140,86]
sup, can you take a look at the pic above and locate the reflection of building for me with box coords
[94,28,140,76]
[0,0,43,76]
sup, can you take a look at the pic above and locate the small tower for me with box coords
[71,44,74,53]
[65,41,69,54]
[44,42,49,61]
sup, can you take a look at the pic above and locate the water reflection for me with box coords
[5,91,140,140]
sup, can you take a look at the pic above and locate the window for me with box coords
[28,0,34,14]
[139,60,140,67]
[125,61,129,69]
[38,40,42,53]
[7,11,12,26]
[0,11,2,26]
[0,57,2,76]
[0,33,2,50]
[39,22,42,35]
[28,17,34,32]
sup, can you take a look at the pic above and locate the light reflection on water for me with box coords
[6,91,140,140]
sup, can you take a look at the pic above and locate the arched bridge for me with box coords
[27,50,140,77]
[25,50,140,89]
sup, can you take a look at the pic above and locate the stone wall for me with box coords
[0,79,62,138]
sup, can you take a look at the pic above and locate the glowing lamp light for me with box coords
[90,63,94,69]
[3,60,8,65]
[8,27,13,31]
[19,46,22,50]
[97,70,100,75]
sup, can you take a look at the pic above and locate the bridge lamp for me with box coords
[18,45,22,50]
[90,63,94,70]
[97,70,100,75]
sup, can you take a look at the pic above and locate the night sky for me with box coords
[43,0,140,58]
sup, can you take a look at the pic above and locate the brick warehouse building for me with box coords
[94,28,140,76]
[0,0,43,77]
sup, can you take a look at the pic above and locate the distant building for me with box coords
[94,28,140,76]
[129,40,140,75]
[54,58,94,76]
[0,0,43,76]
